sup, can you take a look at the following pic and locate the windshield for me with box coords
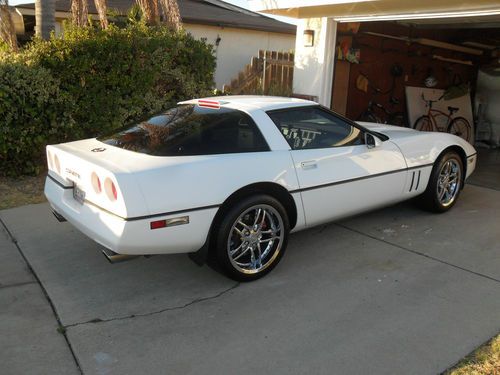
[99,105,269,156]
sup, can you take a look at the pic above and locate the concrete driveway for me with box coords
[1,182,499,375]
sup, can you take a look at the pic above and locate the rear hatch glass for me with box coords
[99,104,269,156]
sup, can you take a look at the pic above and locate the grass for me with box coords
[445,334,500,375]
[0,173,46,210]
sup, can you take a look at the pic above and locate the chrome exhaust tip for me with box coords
[101,248,139,263]
[52,210,67,222]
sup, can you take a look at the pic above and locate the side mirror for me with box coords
[365,132,382,149]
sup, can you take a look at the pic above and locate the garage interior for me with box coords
[330,18,500,189]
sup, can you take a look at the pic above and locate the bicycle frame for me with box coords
[426,108,453,132]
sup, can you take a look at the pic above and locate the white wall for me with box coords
[184,23,295,89]
[476,70,500,145]
[476,70,500,123]
[292,17,337,106]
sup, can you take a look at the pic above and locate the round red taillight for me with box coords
[91,172,101,194]
[104,178,118,201]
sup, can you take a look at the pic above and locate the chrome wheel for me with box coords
[227,204,284,274]
[437,159,461,207]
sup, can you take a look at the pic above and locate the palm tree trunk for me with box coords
[136,0,159,26]
[35,0,55,39]
[159,0,181,31]
[71,0,88,27]
[93,0,108,29]
[0,0,18,51]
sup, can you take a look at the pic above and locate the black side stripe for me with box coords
[83,200,221,222]
[290,163,434,194]
[409,172,415,192]
[415,171,421,190]
[125,205,221,222]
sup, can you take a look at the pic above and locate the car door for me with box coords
[268,106,408,227]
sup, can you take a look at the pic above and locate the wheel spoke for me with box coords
[253,209,262,227]
[237,220,251,231]
[438,188,446,200]
[249,247,256,269]
[254,244,263,268]
[258,210,267,230]
[233,246,251,261]
[229,242,244,256]
[259,236,280,243]
[261,227,280,235]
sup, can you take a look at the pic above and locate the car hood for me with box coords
[356,122,418,140]
[357,122,476,168]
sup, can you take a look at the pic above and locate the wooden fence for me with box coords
[223,50,294,95]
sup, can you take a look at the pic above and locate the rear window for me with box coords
[99,105,269,156]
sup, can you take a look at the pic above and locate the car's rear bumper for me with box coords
[44,177,217,255]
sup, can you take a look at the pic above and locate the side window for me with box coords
[268,107,364,150]
[201,112,269,155]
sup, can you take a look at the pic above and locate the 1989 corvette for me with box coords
[45,96,476,281]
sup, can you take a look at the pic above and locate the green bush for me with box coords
[0,56,75,175]
[0,23,215,176]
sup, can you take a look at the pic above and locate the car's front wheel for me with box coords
[212,195,290,281]
[418,151,464,212]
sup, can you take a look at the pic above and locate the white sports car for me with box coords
[45,96,476,281]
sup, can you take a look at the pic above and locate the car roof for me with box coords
[178,95,317,111]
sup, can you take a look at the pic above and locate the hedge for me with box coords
[0,23,215,175]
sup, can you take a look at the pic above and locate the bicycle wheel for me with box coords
[357,112,380,123]
[447,117,472,143]
[413,116,433,132]
[388,112,406,127]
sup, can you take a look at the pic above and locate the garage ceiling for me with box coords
[249,0,500,24]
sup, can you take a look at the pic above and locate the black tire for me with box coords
[413,115,433,132]
[447,117,472,143]
[211,195,290,281]
[417,151,464,213]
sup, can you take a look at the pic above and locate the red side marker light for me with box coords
[150,220,167,230]
[198,99,220,109]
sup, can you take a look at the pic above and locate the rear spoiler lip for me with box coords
[49,139,132,174]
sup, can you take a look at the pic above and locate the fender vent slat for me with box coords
[409,171,415,192]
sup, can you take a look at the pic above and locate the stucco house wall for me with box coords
[184,23,294,88]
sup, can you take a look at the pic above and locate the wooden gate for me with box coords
[224,50,294,96]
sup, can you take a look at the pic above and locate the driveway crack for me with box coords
[0,280,37,290]
[0,216,84,375]
[336,222,500,284]
[64,282,240,329]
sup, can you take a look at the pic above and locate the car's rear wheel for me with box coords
[212,195,289,281]
[418,151,463,213]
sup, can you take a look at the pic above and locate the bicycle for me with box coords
[357,95,406,127]
[413,93,472,143]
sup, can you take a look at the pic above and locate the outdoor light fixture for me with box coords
[334,9,500,22]
[303,29,315,47]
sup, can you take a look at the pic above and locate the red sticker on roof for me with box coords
[198,99,220,109]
